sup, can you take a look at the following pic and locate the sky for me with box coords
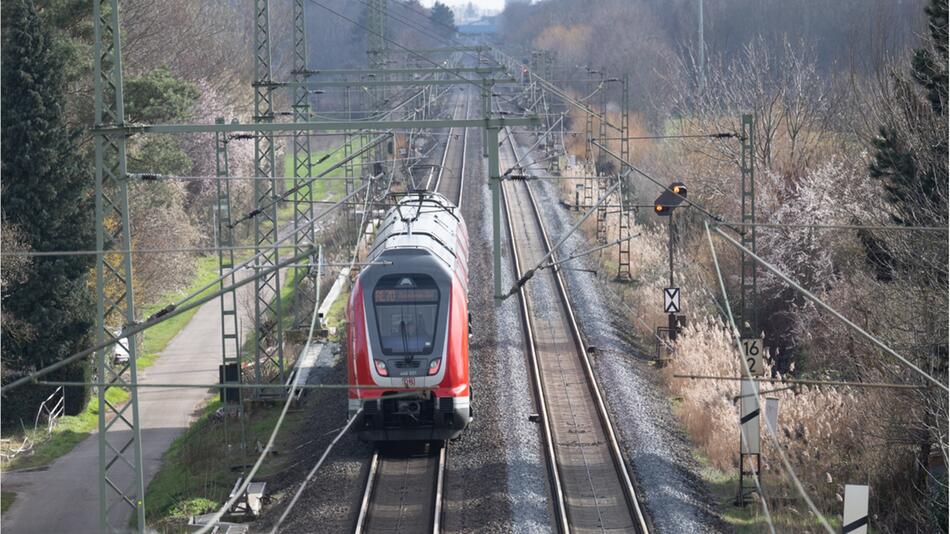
[418,0,507,15]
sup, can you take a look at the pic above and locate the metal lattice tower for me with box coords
[366,0,387,194]
[92,0,147,530]
[214,118,246,447]
[595,73,609,244]
[344,87,355,225]
[292,0,315,322]
[617,74,633,280]
[584,105,594,208]
[366,0,387,69]
[252,0,285,390]
[739,113,757,338]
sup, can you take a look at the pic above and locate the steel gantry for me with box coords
[252,0,286,392]
[92,1,146,531]
[292,0,316,324]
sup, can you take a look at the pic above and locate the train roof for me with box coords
[366,191,468,272]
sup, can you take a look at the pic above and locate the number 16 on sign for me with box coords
[742,338,765,376]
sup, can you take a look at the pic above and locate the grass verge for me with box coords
[1,387,128,472]
[1,491,15,514]
[695,450,842,532]
[142,398,308,530]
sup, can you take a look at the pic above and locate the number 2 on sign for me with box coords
[742,338,764,376]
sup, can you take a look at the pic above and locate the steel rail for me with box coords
[354,444,445,534]
[434,87,470,205]
[500,162,571,533]
[501,126,651,533]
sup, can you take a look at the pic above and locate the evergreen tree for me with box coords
[869,0,948,228]
[430,2,457,36]
[863,0,948,282]
[1,0,96,423]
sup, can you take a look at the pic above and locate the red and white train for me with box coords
[347,191,471,441]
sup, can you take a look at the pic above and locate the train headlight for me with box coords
[427,358,442,376]
[374,359,389,377]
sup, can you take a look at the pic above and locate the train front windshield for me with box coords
[373,274,440,355]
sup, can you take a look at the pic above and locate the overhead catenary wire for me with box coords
[500,150,621,299]
[711,224,949,393]
[0,244,318,395]
[673,374,930,391]
[0,174,371,392]
[592,139,735,230]
[201,169,380,533]
[228,134,388,228]
[541,233,641,271]
[268,409,363,533]
[705,220,838,534]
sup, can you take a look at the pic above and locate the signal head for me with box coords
[671,182,687,198]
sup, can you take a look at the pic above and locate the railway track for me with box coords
[353,79,471,534]
[433,87,470,205]
[354,442,446,534]
[500,126,651,533]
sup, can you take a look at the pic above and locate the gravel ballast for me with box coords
[522,149,726,533]
[441,125,552,533]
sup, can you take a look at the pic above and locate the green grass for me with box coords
[143,398,307,529]
[2,255,224,472]
[282,141,365,204]
[1,387,128,472]
[695,451,841,533]
[1,491,15,514]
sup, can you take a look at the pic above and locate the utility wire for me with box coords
[724,221,949,232]
[0,245,317,395]
[711,224,949,392]
[592,140,735,231]
[706,220,848,534]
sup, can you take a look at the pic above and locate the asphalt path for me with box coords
[0,221,312,532]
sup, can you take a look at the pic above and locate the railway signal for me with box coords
[653,181,687,215]
[657,182,688,341]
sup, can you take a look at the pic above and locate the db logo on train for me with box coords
[402,376,416,387]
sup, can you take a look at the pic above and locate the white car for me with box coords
[112,331,130,365]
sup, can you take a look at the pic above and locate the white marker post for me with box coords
[663,287,681,314]
[740,379,760,454]
[737,378,761,504]
[843,484,869,533]
[764,397,779,437]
